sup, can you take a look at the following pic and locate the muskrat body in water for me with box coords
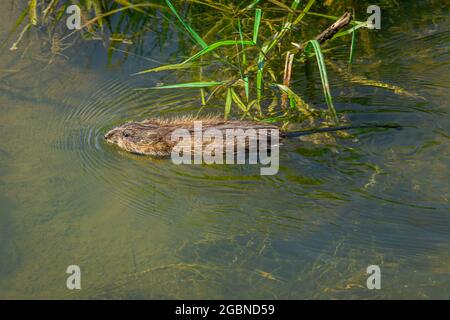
[105,117,279,157]
[104,117,401,156]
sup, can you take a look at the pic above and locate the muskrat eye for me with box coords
[123,130,132,137]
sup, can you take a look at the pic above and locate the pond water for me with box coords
[0,1,448,299]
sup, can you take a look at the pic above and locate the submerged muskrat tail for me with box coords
[281,124,403,138]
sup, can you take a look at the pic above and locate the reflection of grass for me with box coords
[327,59,425,100]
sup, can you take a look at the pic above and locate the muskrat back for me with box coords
[104,117,279,156]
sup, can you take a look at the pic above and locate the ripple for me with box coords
[49,64,448,253]
[52,77,288,220]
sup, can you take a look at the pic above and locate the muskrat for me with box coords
[104,117,279,157]
[104,117,401,157]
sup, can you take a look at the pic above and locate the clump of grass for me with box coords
[135,0,361,125]
[3,1,168,53]
[6,0,417,126]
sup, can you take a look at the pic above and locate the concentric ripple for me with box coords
[52,78,295,220]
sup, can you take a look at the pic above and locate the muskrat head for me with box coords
[104,122,172,156]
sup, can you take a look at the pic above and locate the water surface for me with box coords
[0,1,449,299]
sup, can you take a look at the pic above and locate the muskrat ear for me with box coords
[123,129,134,137]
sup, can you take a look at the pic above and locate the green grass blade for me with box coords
[348,27,356,67]
[0,5,29,49]
[165,0,208,48]
[136,40,254,74]
[43,0,59,18]
[348,9,357,67]
[112,0,133,6]
[257,0,306,56]
[186,40,254,63]
[29,0,38,25]
[272,83,313,116]
[306,40,338,123]
[199,56,206,105]
[290,0,301,11]
[333,22,366,40]
[256,68,263,105]
[134,62,202,74]
[200,88,206,105]
[237,19,247,66]
[255,0,314,100]
[244,76,249,102]
[146,81,223,89]
[92,0,104,30]
[224,88,232,120]
[268,0,295,12]
[253,8,262,44]
[293,0,315,25]
[186,0,233,13]
[245,0,261,10]
[112,0,145,13]
[15,6,30,28]
[270,1,346,21]
[230,88,248,113]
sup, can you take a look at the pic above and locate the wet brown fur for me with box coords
[104,117,279,157]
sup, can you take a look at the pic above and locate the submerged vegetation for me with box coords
[5,0,418,127]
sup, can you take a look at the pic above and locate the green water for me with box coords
[0,1,449,299]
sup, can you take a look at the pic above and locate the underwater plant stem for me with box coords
[43,0,58,19]
[281,51,295,109]
[9,23,31,51]
[348,9,357,70]
[282,124,403,138]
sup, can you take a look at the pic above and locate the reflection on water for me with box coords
[0,1,449,299]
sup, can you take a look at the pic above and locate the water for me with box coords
[0,1,449,299]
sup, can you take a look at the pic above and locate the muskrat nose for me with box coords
[104,129,116,140]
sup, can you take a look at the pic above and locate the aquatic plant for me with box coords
[131,0,372,125]
[6,0,416,125]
